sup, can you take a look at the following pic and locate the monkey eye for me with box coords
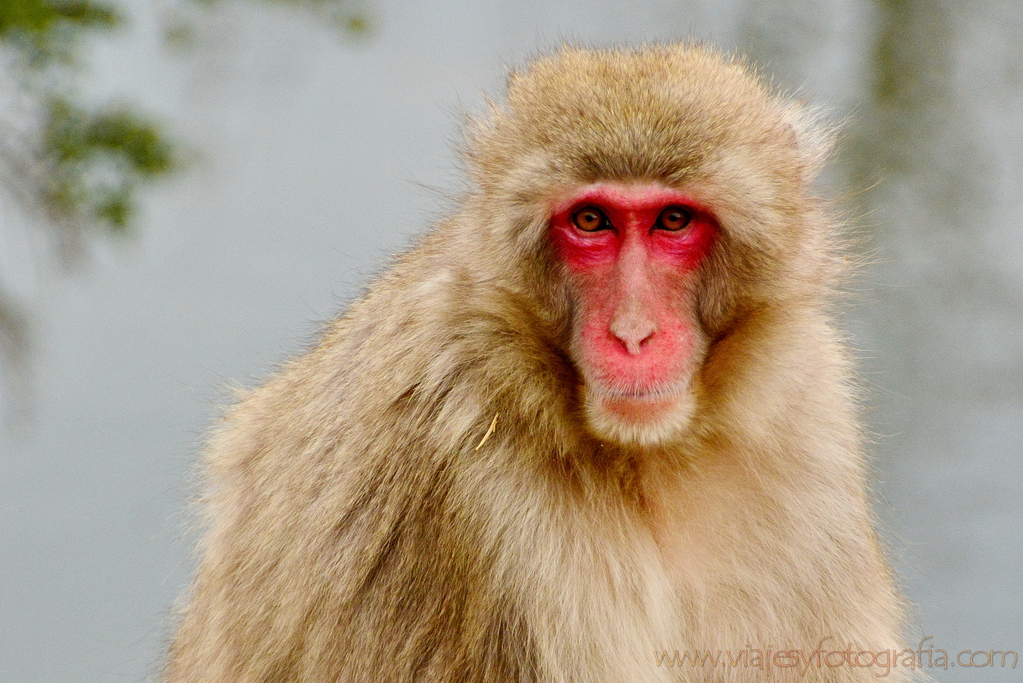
[655,206,692,231]
[572,206,611,232]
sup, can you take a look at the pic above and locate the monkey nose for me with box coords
[609,315,657,356]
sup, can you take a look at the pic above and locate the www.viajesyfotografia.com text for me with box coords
[655,636,1018,677]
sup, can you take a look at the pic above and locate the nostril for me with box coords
[625,331,654,355]
[610,316,656,356]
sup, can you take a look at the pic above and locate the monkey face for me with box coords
[549,182,717,446]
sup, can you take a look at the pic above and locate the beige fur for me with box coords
[166,44,914,682]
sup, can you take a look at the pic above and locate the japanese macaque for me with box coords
[166,45,914,682]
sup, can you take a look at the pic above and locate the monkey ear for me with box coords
[778,100,837,183]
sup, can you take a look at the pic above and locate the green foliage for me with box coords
[0,0,175,232]
[44,98,175,229]
[0,0,118,63]
[3,1,368,232]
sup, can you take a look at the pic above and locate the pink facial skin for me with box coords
[549,184,718,421]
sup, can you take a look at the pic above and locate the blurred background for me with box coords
[0,0,1019,681]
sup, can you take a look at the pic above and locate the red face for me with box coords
[549,183,718,444]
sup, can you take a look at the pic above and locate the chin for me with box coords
[582,380,699,447]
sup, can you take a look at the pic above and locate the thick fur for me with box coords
[166,45,912,682]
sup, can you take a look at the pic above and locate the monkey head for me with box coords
[462,45,837,447]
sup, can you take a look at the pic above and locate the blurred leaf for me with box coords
[0,0,119,63]
[43,97,175,229]
[1,1,174,237]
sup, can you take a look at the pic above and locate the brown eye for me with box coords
[572,206,609,232]
[656,206,692,231]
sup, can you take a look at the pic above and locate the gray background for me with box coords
[0,0,1020,681]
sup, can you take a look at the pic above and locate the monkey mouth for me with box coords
[581,378,699,446]
[579,374,697,433]
[599,386,683,401]
[588,378,687,402]
[587,381,686,419]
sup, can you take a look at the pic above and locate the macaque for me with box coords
[166,45,914,682]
